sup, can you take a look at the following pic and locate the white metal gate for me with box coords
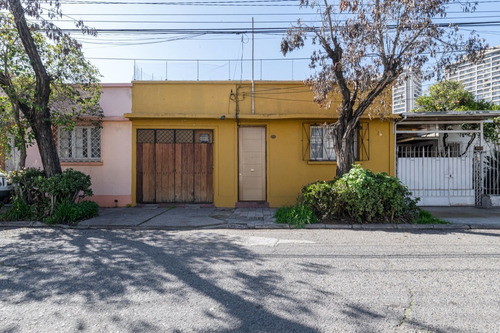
[397,147,475,206]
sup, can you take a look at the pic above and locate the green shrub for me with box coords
[45,200,99,225]
[334,166,419,223]
[301,180,340,220]
[1,199,34,221]
[275,204,317,228]
[413,209,449,224]
[3,168,96,224]
[9,168,47,210]
[44,169,93,204]
[300,165,419,224]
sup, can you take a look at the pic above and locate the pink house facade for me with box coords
[25,83,133,207]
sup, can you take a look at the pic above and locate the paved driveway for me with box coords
[78,206,278,228]
[422,206,500,225]
[1,228,499,332]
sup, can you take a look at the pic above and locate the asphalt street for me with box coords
[1,228,499,332]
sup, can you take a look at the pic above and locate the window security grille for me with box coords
[309,125,359,161]
[310,126,336,161]
[137,129,213,144]
[58,127,101,162]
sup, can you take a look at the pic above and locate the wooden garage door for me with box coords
[137,129,213,203]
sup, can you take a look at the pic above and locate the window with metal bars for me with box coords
[303,123,369,161]
[310,126,338,161]
[58,126,101,162]
[136,129,213,144]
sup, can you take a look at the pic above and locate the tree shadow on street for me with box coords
[0,229,321,332]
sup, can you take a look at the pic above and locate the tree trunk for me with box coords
[334,119,357,178]
[30,109,61,176]
[18,143,26,170]
[8,0,62,176]
[11,104,26,169]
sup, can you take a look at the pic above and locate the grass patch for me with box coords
[275,204,317,228]
[413,209,450,224]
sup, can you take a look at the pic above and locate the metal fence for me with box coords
[397,145,476,206]
[484,144,500,195]
[133,58,311,81]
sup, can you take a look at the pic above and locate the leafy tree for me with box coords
[415,80,500,112]
[282,0,485,176]
[0,0,98,176]
[416,80,500,146]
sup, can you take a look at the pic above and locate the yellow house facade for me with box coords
[126,81,395,207]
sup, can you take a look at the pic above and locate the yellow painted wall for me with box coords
[265,119,394,207]
[131,81,393,119]
[129,81,395,207]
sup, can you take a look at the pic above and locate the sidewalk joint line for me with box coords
[136,206,175,226]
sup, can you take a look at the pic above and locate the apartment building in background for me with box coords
[445,46,500,104]
[392,69,422,114]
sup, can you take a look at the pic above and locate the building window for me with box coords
[302,123,369,162]
[310,126,336,161]
[58,126,101,162]
[309,125,360,161]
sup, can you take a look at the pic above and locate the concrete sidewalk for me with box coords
[1,205,499,230]
[77,206,282,229]
[422,206,500,226]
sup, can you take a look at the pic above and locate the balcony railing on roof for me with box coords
[133,58,311,81]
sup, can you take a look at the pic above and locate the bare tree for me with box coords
[282,0,485,176]
[0,0,96,176]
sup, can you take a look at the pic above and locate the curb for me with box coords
[1,221,500,231]
[303,223,493,230]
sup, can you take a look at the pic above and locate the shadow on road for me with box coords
[0,229,319,332]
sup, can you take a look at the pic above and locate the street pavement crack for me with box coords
[396,289,415,330]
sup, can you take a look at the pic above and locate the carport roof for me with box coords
[398,111,500,122]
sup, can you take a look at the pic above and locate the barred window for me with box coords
[309,125,359,161]
[310,126,336,161]
[58,126,101,162]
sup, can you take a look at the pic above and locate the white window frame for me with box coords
[310,125,358,161]
[58,126,101,162]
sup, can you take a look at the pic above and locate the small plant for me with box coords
[45,200,99,225]
[413,209,450,224]
[0,199,34,221]
[275,204,317,228]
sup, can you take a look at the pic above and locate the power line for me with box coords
[88,56,311,61]
[54,20,500,35]
[58,0,301,6]
[86,48,485,61]
[54,10,500,16]
[44,15,500,24]
[52,12,328,16]
[56,0,500,4]
[60,0,297,3]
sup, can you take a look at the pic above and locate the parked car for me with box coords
[0,173,12,203]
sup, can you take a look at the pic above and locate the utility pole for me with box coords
[251,17,255,115]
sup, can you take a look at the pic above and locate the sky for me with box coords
[42,0,500,90]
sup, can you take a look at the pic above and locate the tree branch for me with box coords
[7,0,51,109]
[374,0,388,68]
